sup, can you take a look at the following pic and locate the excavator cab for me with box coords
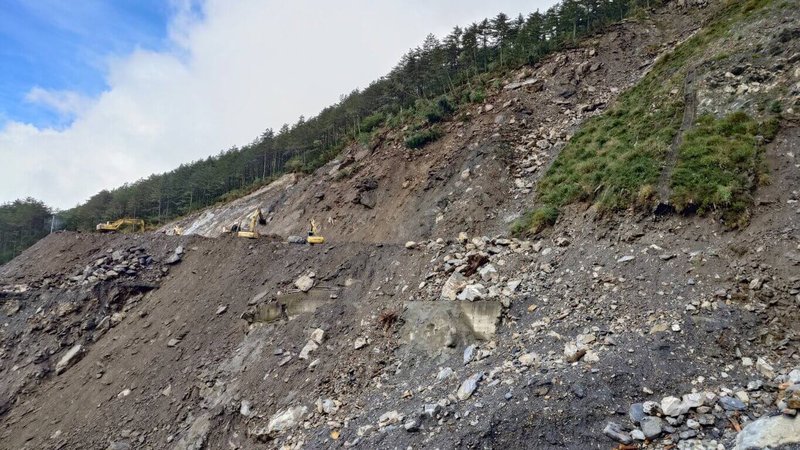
[236,208,266,239]
[306,219,325,245]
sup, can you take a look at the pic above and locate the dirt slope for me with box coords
[2,1,800,449]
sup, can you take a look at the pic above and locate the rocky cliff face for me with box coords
[2,1,800,449]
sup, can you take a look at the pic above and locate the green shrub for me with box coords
[405,128,442,149]
[283,156,305,173]
[360,112,385,133]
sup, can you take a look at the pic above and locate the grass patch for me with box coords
[513,0,778,236]
[511,205,560,236]
[670,112,776,227]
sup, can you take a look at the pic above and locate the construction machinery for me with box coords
[306,219,325,244]
[236,208,266,239]
[96,218,145,233]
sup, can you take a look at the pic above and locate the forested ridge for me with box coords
[3,0,665,263]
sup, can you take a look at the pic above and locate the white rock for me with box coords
[617,255,635,263]
[518,353,539,367]
[267,406,308,433]
[457,372,483,401]
[756,357,775,379]
[294,275,315,292]
[310,328,325,344]
[55,344,83,375]
[457,284,486,301]
[354,337,368,349]
[441,272,467,300]
[299,340,318,360]
[405,241,417,249]
[437,367,454,381]
[378,410,404,428]
[478,264,498,282]
[660,396,689,417]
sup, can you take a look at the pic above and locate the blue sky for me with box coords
[0,0,173,128]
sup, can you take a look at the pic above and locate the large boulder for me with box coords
[734,415,800,449]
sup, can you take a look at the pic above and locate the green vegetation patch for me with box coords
[513,0,779,236]
[405,128,443,149]
[670,112,776,227]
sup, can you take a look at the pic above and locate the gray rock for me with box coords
[287,235,306,244]
[629,403,646,424]
[404,420,420,432]
[422,403,441,418]
[437,367,454,381]
[603,422,632,444]
[457,372,483,401]
[640,416,663,439]
[631,429,646,441]
[165,253,182,265]
[106,441,132,450]
[719,396,746,411]
[735,414,800,450]
[463,345,477,365]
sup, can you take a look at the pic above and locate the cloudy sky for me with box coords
[0,0,556,209]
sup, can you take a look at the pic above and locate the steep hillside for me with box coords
[1,1,799,450]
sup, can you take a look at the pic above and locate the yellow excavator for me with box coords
[96,218,145,233]
[307,219,325,244]
[237,208,267,239]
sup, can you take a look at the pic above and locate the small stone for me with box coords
[629,403,645,424]
[299,340,318,359]
[603,422,632,444]
[756,357,775,379]
[617,255,635,263]
[564,342,586,363]
[403,420,420,432]
[215,305,227,315]
[464,345,477,365]
[55,344,83,375]
[518,352,539,367]
[354,337,368,349]
[405,241,417,249]
[437,367,454,381]
[640,416,663,439]
[378,410,404,428]
[718,396,746,411]
[631,429,646,441]
[457,372,483,401]
[167,338,180,347]
[294,275,315,292]
[310,328,325,344]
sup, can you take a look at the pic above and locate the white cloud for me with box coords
[24,87,93,118]
[0,0,555,209]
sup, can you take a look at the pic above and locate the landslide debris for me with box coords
[2,1,800,449]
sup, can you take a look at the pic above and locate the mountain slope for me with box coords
[1,1,799,449]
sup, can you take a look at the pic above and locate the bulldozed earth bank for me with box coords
[2,0,800,449]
